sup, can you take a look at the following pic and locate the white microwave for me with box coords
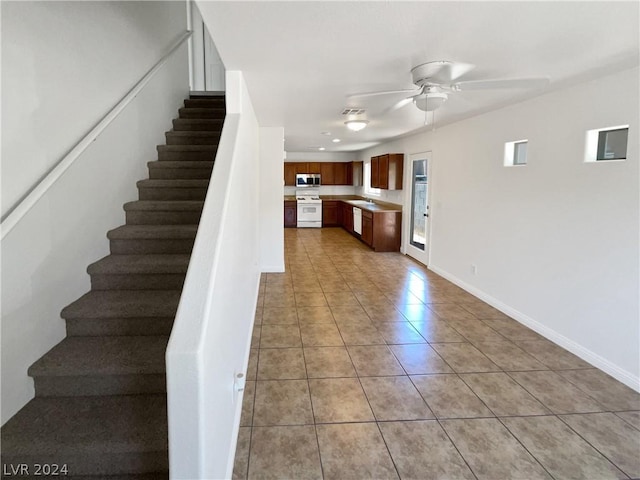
[296,174,321,187]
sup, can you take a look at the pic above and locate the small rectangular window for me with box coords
[513,141,528,165]
[504,139,528,166]
[597,128,628,160]
[585,125,629,163]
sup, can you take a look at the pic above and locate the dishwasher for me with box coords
[353,207,362,235]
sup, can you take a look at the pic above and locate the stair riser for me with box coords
[157,150,216,161]
[138,187,207,201]
[33,374,166,397]
[0,453,168,476]
[179,108,225,119]
[110,239,195,255]
[126,211,202,225]
[172,119,223,131]
[91,274,186,290]
[165,134,220,145]
[149,167,212,180]
[184,98,225,108]
[66,318,174,337]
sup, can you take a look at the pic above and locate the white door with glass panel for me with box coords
[405,152,431,266]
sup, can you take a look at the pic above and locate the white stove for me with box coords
[296,188,322,228]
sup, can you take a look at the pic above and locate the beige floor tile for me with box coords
[379,420,475,480]
[246,348,258,381]
[557,368,640,411]
[324,290,360,307]
[347,345,405,376]
[253,380,313,426]
[481,318,545,342]
[360,376,434,421]
[397,304,442,322]
[263,291,296,308]
[508,371,604,414]
[442,418,551,479]
[233,426,251,479]
[257,348,306,380]
[251,325,261,348]
[296,306,335,324]
[503,415,626,479]
[320,280,351,292]
[615,410,640,430]
[316,423,399,480]
[376,321,426,344]
[299,323,344,346]
[353,290,393,306]
[459,302,510,320]
[560,412,640,479]
[411,374,494,419]
[362,303,408,323]
[337,324,386,345]
[292,281,323,293]
[473,341,548,371]
[517,339,592,370]
[309,378,374,423]
[330,304,371,323]
[248,425,322,480]
[385,290,423,306]
[303,346,356,378]
[254,307,262,326]
[294,291,328,307]
[446,320,507,343]
[389,344,453,375]
[460,372,550,416]
[264,284,294,296]
[261,307,298,325]
[430,343,500,373]
[241,381,256,427]
[410,320,467,343]
[428,303,476,321]
[259,324,302,348]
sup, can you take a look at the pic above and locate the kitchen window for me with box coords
[364,161,381,196]
[585,125,629,163]
[504,139,528,166]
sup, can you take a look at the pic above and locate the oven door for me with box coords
[297,202,322,227]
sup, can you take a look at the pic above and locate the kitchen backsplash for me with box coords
[284,185,356,196]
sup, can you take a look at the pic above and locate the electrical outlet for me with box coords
[471,264,477,275]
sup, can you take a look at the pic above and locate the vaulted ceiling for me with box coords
[197,1,639,153]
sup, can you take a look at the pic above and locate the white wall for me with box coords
[361,67,639,389]
[0,1,189,424]
[166,70,261,479]
[260,127,285,272]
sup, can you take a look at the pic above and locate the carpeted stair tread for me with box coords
[147,160,213,170]
[29,336,168,377]
[61,290,180,319]
[172,118,223,130]
[123,200,204,213]
[184,98,225,108]
[1,394,167,474]
[156,144,217,152]
[178,107,225,119]
[136,179,209,188]
[164,131,220,138]
[107,224,198,240]
[88,255,190,275]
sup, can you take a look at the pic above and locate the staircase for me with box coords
[0,95,224,478]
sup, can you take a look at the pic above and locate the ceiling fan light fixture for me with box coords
[345,119,369,132]
[413,92,448,112]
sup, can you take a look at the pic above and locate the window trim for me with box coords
[504,139,528,167]
[585,124,629,163]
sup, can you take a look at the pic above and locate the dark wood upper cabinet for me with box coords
[320,163,335,185]
[308,162,321,174]
[284,163,296,186]
[294,163,309,174]
[370,154,403,190]
[352,161,363,186]
[333,162,348,185]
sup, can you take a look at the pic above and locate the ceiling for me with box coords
[197,1,639,154]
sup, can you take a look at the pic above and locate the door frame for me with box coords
[403,151,433,267]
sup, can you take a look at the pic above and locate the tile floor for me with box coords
[234,228,640,480]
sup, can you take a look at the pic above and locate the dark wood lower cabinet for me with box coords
[362,211,373,246]
[322,201,339,226]
[284,201,297,227]
[341,202,353,234]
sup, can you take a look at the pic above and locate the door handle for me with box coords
[424,213,429,218]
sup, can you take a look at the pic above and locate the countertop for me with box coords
[284,195,402,213]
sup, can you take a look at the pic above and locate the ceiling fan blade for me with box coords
[347,88,420,99]
[380,97,415,115]
[430,61,476,83]
[451,77,550,91]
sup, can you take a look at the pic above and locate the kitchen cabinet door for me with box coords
[284,201,297,227]
[294,163,309,174]
[352,161,363,186]
[320,163,335,185]
[379,154,389,189]
[371,156,380,188]
[322,201,339,226]
[333,163,348,185]
[387,154,404,190]
[308,162,321,174]
[284,163,297,186]
[341,202,353,233]
[362,211,373,246]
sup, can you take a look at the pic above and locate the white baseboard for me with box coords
[260,264,285,273]
[428,264,640,393]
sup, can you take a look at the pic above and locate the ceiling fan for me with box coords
[348,60,549,116]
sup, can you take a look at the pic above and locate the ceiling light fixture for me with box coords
[332,138,341,143]
[344,119,369,132]
[318,147,326,151]
[413,92,448,112]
